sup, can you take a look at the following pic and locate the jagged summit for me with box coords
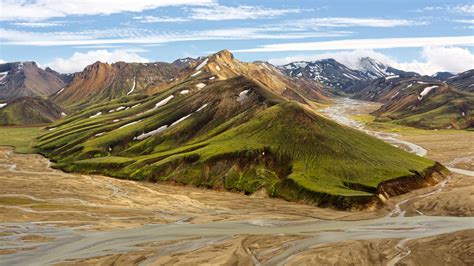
[278,58,370,93]
[179,49,328,104]
[279,57,420,93]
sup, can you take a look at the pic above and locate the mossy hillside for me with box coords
[38,76,437,206]
[0,97,64,126]
[373,83,473,129]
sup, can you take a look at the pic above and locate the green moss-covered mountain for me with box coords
[354,73,473,129]
[37,51,441,208]
[0,97,65,125]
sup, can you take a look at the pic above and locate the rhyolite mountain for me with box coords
[0,62,72,100]
[354,73,473,129]
[0,97,65,125]
[278,57,418,93]
[36,50,443,209]
[51,61,180,111]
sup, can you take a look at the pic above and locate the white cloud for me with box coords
[452,4,474,14]
[234,36,474,52]
[46,49,149,73]
[0,59,5,64]
[395,46,474,74]
[1,0,214,21]
[268,47,474,75]
[188,4,305,20]
[453,19,474,24]
[269,49,395,68]
[132,5,307,23]
[133,16,189,23]
[0,27,349,46]
[418,4,474,14]
[288,17,424,28]
[12,21,63,27]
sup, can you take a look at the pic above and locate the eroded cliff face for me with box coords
[377,163,447,200]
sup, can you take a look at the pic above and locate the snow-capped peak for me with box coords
[355,57,392,79]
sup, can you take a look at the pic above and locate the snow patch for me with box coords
[195,83,206,90]
[95,132,105,137]
[119,120,141,129]
[131,103,141,108]
[407,83,413,88]
[112,119,120,122]
[126,76,136,95]
[135,125,168,140]
[115,106,125,111]
[195,58,209,71]
[390,91,399,100]
[55,87,65,95]
[196,103,208,112]
[418,86,437,100]
[237,90,250,103]
[61,112,67,116]
[89,112,102,118]
[209,76,215,80]
[385,75,399,81]
[170,114,192,127]
[153,95,174,110]
[180,90,190,95]
[191,70,202,77]
[0,103,7,109]
[0,71,8,81]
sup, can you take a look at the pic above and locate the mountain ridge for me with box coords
[0,61,71,100]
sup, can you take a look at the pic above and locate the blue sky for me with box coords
[0,0,473,74]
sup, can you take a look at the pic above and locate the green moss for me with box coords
[37,76,438,207]
[0,126,43,153]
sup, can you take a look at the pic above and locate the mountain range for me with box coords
[0,52,472,130]
[36,50,442,208]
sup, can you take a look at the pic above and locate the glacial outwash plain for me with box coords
[0,1,473,264]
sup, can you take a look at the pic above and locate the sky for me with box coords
[0,0,473,74]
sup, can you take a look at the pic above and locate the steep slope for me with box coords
[278,59,370,93]
[355,76,473,129]
[355,57,418,80]
[163,50,330,105]
[278,57,418,94]
[0,62,71,100]
[0,97,64,125]
[447,69,474,93]
[51,61,180,110]
[432,72,455,81]
[37,54,442,208]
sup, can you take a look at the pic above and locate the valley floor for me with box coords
[0,98,473,265]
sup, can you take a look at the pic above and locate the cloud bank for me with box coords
[268,46,474,75]
[47,49,149,73]
[1,0,214,21]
